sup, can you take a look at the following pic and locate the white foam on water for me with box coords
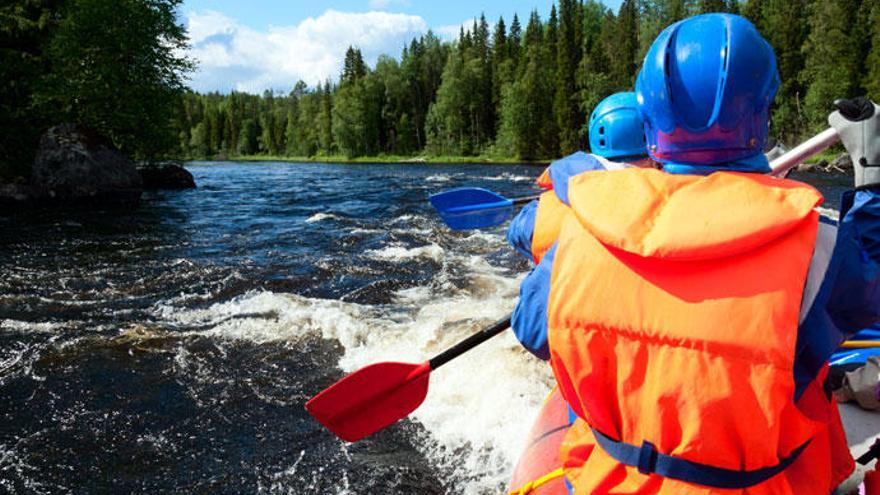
[426,174,451,182]
[305,213,337,223]
[0,319,67,334]
[480,173,534,183]
[392,214,417,223]
[365,244,445,262]
[349,227,382,235]
[155,291,374,348]
[155,249,551,493]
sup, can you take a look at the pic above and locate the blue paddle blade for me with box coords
[429,188,514,230]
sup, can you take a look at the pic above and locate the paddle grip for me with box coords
[428,315,512,370]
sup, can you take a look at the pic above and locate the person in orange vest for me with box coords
[507,91,655,360]
[511,13,880,494]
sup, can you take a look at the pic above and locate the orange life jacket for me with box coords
[532,191,569,264]
[547,168,854,494]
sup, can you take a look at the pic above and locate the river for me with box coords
[0,162,851,494]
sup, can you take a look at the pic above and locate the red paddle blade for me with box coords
[305,361,431,442]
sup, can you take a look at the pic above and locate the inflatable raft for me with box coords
[508,388,571,495]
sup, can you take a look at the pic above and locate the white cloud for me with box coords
[185,9,427,93]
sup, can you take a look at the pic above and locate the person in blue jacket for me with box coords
[510,18,880,391]
[506,92,654,358]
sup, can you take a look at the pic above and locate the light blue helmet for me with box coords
[635,14,780,169]
[588,92,647,160]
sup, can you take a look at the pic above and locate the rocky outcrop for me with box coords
[138,161,196,190]
[798,153,854,173]
[31,124,142,204]
[830,153,853,171]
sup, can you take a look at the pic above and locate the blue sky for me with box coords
[179,0,623,93]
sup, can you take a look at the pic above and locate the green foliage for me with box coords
[802,0,861,129]
[238,119,258,155]
[41,0,192,159]
[865,3,880,101]
[1,0,190,178]
[556,0,582,154]
[613,0,639,88]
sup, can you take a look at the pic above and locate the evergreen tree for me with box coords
[579,4,616,145]
[509,13,523,67]
[426,49,468,155]
[491,16,510,115]
[855,0,874,95]
[802,0,860,129]
[865,2,880,100]
[755,0,812,140]
[319,81,334,154]
[342,46,367,85]
[237,119,258,155]
[474,14,495,146]
[498,9,557,159]
[741,0,765,28]
[697,0,729,13]
[556,0,582,154]
[613,0,639,88]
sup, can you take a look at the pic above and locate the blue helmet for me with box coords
[635,14,780,168]
[588,92,647,160]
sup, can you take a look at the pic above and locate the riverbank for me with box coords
[177,147,848,168]
[179,154,548,166]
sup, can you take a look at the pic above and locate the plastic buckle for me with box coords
[638,440,658,475]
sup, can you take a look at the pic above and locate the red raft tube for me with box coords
[508,388,573,494]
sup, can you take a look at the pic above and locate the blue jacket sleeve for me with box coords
[512,243,556,360]
[548,152,606,205]
[795,187,880,399]
[507,199,538,260]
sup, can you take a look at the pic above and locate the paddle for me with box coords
[305,315,512,442]
[429,188,540,231]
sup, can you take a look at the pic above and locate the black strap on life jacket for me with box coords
[591,427,810,489]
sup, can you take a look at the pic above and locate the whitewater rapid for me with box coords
[150,208,554,493]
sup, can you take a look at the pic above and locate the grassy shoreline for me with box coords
[183,154,549,166]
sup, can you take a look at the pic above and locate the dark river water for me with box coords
[0,163,850,494]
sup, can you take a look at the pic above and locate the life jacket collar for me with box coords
[566,168,822,260]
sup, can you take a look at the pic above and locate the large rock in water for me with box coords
[32,124,142,204]
[138,161,196,189]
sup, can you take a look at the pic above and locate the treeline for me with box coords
[1,0,191,178]
[175,0,880,162]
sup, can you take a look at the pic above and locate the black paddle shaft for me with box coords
[512,195,541,206]
[428,315,512,370]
